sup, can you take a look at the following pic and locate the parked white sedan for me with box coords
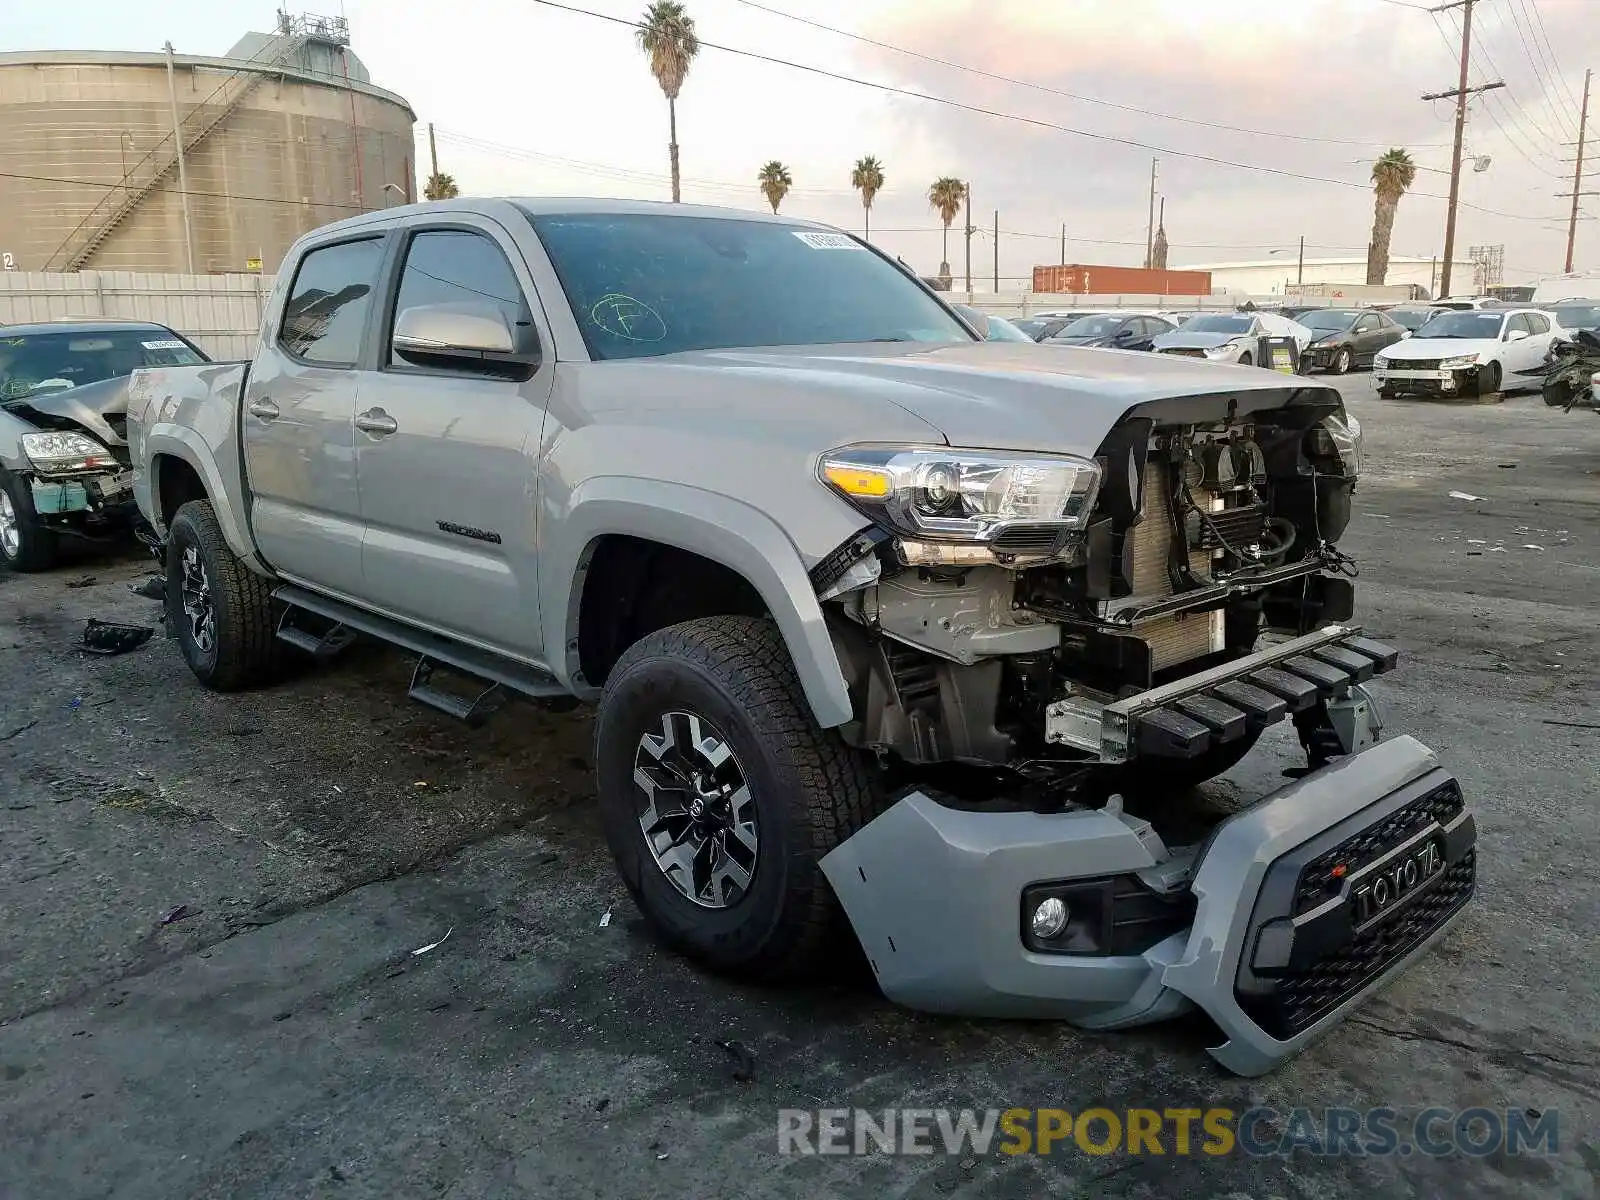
[1373,307,1559,398]
[1152,312,1313,367]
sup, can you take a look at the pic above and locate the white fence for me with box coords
[0,273,1373,359]
[0,271,273,360]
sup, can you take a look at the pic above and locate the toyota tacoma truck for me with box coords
[127,199,1476,1075]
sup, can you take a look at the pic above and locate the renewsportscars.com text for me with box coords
[777,1106,1559,1159]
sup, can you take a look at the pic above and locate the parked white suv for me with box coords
[1373,307,1559,398]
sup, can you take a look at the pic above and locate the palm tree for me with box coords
[928,177,966,276]
[1367,148,1417,286]
[637,2,700,203]
[423,172,458,201]
[757,161,793,213]
[852,156,884,240]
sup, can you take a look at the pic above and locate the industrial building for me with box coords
[0,12,414,276]
[1175,256,1475,300]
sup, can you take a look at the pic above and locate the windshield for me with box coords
[524,213,972,359]
[1180,314,1252,334]
[983,315,1034,342]
[1415,311,1506,339]
[1553,304,1600,330]
[0,328,205,400]
[1298,309,1361,330]
[1053,314,1125,338]
[1387,308,1432,330]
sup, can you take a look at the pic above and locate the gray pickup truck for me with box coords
[128,198,1476,1075]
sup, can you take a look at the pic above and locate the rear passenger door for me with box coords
[244,235,385,596]
[354,220,554,660]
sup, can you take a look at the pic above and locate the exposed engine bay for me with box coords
[820,398,1377,792]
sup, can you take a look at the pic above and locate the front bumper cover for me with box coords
[821,734,1475,1076]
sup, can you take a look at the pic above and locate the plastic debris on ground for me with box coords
[160,904,194,926]
[410,927,454,956]
[80,619,155,656]
[599,908,613,928]
[129,576,165,601]
[66,575,97,589]
[1448,490,1486,501]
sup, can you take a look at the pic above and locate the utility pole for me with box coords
[428,122,440,180]
[1060,222,1066,267]
[164,41,195,275]
[1297,234,1305,285]
[1144,158,1158,269]
[1564,68,1592,273]
[993,210,999,292]
[1423,0,1504,297]
[963,182,973,295]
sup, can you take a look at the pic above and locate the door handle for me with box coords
[247,398,280,421]
[355,408,398,436]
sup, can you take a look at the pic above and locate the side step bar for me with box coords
[271,585,572,721]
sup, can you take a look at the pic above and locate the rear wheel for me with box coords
[165,499,281,691]
[0,468,58,573]
[594,615,877,981]
[1476,361,1502,397]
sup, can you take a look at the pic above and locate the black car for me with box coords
[1042,312,1174,351]
[1013,314,1091,342]
[1295,308,1407,373]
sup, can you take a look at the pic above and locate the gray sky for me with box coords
[13,0,1600,285]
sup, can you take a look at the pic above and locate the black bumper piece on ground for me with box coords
[1125,630,1399,760]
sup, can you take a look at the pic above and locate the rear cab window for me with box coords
[279,237,387,366]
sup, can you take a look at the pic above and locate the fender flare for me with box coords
[545,476,855,729]
[142,428,268,573]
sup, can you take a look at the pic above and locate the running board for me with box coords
[271,585,571,710]
[275,608,357,659]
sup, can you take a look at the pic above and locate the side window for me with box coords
[279,238,386,367]
[1526,312,1550,334]
[389,229,529,367]
[1506,313,1530,336]
[1356,314,1378,332]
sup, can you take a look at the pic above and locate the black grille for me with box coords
[1243,851,1475,1039]
[991,527,1065,556]
[1191,504,1267,552]
[1388,358,1442,371]
[1294,782,1465,915]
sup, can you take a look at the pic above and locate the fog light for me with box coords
[1030,896,1069,939]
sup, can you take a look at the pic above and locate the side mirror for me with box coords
[393,302,535,373]
[1113,327,1134,341]
[1505,327,1530,342]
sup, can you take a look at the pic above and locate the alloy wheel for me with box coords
[0,491,18,559]
[633,709,759,909]
[179,544,216,654]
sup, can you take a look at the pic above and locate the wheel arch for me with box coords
[141,431,266,572]
[545,477,856,729]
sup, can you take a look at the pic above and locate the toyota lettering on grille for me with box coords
[1351,840,1444,926]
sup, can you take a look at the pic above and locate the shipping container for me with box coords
[1032,264,1212,296]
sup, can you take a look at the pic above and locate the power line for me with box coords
[729,0,1440,149]
[0,168,367,212]
[1523,0,1584,114]
[527,0,1564,222]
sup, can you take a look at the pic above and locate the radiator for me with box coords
[1128,462,1224,671]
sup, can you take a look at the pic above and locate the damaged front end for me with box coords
[809,383,1476,1072]
[2,377,138,539]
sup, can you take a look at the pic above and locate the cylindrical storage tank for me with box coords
[0,31,414,276]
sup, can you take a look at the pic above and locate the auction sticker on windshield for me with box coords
[792,231,859,250]
[141,339,187,350]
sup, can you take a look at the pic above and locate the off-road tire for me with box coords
[1476,361,1502,397]
[165,499,281,691]
[0,468,59,573]
[1117,729,1264,796]
[594,615,877,982]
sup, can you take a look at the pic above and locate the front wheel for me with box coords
[1332,347,1353,375]
[1476,361,1502,397]
[1544,376,1578,407]
[0,468,59,573]
[1238,352,1254,367]
[165,499,281,690]
[594,615,877,982]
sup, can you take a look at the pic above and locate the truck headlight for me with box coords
[20,430,116,475]
[1312,411,1364,478]
[1440,354,1479,369]
[819,445,1101,542]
